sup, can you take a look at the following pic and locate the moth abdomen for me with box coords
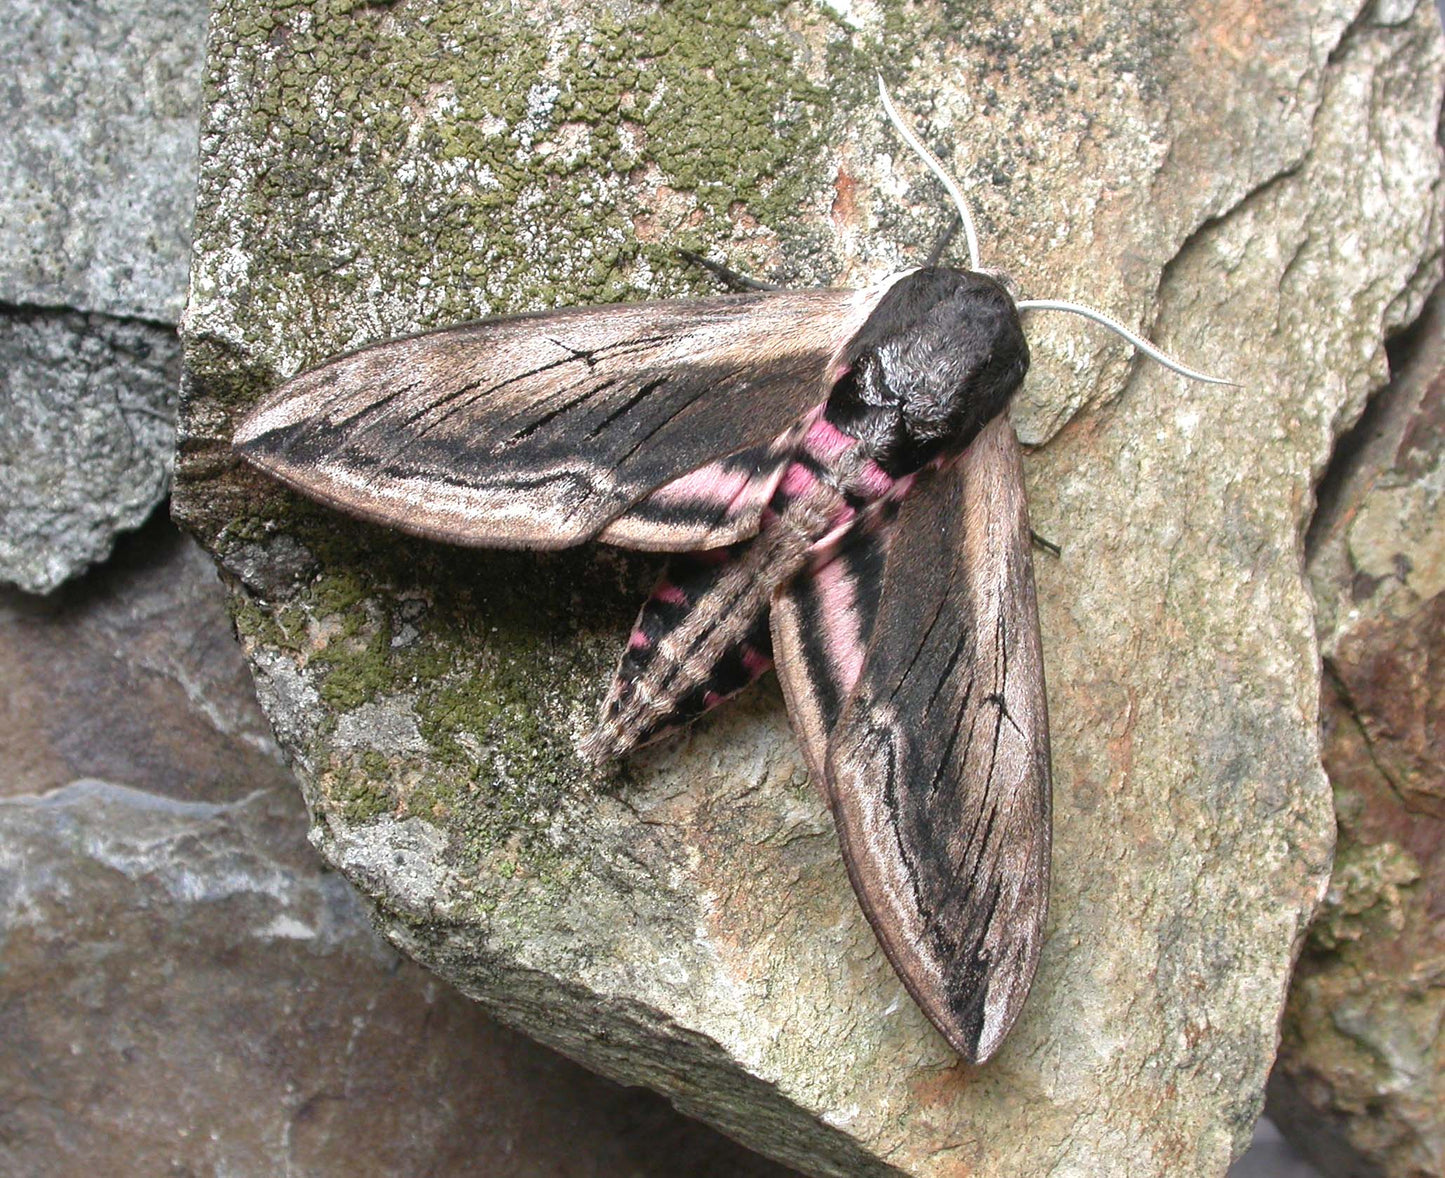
[585,407,916,762]
[582,548,776,762]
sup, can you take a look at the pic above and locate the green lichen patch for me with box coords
[322,750,465,826]
[226,506,650,879]
[326,753,399,825]
[186,0,852,396]
[1309,837,1422,953]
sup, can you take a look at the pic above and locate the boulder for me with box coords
[0,309,180,595]
[0,520,792,1177]
[1268,283,1445,1177]
[174,1,1443,1173]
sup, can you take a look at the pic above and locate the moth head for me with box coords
[833,267,1029,462]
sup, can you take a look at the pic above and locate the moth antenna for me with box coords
[1014,298,1239,386]
[877,75,982,273]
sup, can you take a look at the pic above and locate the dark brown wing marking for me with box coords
[234,288,893,551]
[596,423,807,551]
[781,416,1050,1062]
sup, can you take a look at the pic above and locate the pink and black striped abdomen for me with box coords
[584,546,776,758]
[581,411,915,762]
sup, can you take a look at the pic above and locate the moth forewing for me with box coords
[233,286,895,552]
[821,417,1050,1063]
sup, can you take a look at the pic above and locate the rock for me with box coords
[0,0,207,321]
[0,308,181,594]
[1267,283,1445,1176]
[0,0,209,592]
[173,1,1443,1174]
[0,518,796,1177]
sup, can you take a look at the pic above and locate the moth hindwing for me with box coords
[236,264,1050,1063]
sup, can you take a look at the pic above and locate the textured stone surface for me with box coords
[0,308,181,594]
[0,518,796,1178]
[0,0,207,320]
[1267,284,1445,1177]
[173,1,1443,1174]
[0,0,208,592]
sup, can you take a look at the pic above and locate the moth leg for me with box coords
[677,249,780,293]
[925,213,963,269]
[1030,529,1061,557]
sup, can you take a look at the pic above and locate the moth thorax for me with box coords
[933,290,1027,441]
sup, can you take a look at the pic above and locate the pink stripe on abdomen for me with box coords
[801,415,855,462]
[778,462,819,498]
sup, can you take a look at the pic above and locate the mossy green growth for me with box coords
[228,594,289,653]
[402,549,633,871]
[201,0,854,371]
[315,631,395,711]
[329,754,398,824]
[189,0,867,897]
[228,509,641,874]
[1309,837,1421,953]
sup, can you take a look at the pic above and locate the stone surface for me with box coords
[0,0,209,592]
[0,0,207,320]
[0,517,797,1178]
[0,308,181,594]
[173,1,1443,1174]
[1267,283,1445,1176]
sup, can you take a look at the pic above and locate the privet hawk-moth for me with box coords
[232,79,1229,1064]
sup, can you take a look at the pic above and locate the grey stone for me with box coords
[0,520,280,803]
[0,0,209,592]
[0,519,796,1178]
[0,0,208,320]
[173,1,1444,1174]
[0,308,180,594]
[1266,283,1445,1176]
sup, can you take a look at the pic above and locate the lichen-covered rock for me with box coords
[1267,285,1445,1177]
[0,521,795,1178]
[174,1,1443,1174]
[0,0,209,592]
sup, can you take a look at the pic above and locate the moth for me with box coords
[233,79,1229,1064]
